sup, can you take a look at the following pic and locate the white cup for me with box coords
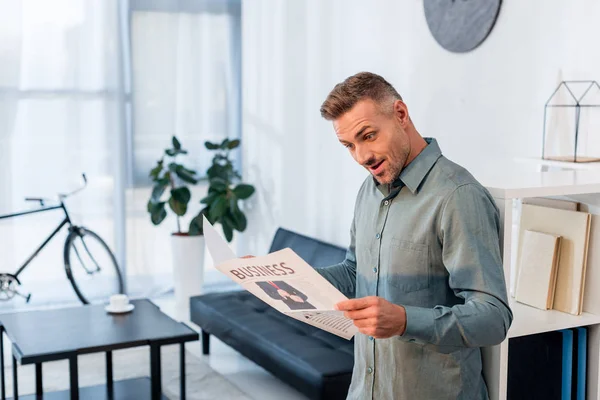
[109,294,130,310]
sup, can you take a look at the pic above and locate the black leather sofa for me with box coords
[190,228,354,400]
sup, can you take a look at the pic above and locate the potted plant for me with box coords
[147,136,204,320]
[190,138,255,242]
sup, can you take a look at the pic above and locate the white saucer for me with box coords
[105,304,135,314]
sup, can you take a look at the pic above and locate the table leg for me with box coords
[201,331,210,355]
[69,356,78,400]
[12,355,17,400]
[35,363,42,397]
[0,328,5,400]
[150,344,162,400]
[106,351,113,398]
[180,343,186,400]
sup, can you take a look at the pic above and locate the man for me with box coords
[255,280,317,310]
[317,72,512,400]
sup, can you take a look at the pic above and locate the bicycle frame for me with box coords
[0,203,73,279]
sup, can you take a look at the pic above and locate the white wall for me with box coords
[239,0,600,255]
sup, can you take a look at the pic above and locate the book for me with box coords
[572,327,587,400]
[515,230,561,310]
[517,204,591,315]
[521,198,579,211]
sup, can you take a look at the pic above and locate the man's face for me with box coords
[334,99,410,185]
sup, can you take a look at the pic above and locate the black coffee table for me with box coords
[0,299,199,400]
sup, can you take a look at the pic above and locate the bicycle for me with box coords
[0,174,124,304]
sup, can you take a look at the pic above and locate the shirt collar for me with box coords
[375,137,442,197]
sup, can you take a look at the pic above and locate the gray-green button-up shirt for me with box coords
[318,138,512,400]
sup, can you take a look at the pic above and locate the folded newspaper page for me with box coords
[203,216,358,340]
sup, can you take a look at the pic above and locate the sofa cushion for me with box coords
[269,228,347,267]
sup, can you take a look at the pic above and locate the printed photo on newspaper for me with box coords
[202,216,358,340]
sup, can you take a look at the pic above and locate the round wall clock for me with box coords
[424,0,502,53]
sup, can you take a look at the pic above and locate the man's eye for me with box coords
[345,143,354,149]
[365,133,375,140]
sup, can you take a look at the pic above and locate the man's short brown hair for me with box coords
[320,72,402,121]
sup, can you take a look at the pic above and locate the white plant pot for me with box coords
[171,234,205,321]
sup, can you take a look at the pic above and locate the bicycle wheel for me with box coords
[63,226,124,304]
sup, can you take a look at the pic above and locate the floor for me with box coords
[151,293,310,400]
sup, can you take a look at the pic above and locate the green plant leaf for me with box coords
[183,166,196,175]
[207,164,228,181]
[223,213,237,231]
[205,141,219,150]
[231,207,247,231]
[188,214,203,236]
[168,187,191,216]
[165,149,176,157]
[233,184,255,200]
[172,136,181,150]
[175,165,197,184]
[209,178,228,193]
[227,139,240,149]
[168,196,187,216]
[147,201,167,225]
[200,192,219,205]
[151,182,167,202]
[200,207,214,223]
[149,160,163,180]
[159,171,171,186]
[220,138,230,149]
[147,199,157,213]
[221,219,234,242]
[171,187,191,204]
[209,196,228,221]
[168,162,179,172]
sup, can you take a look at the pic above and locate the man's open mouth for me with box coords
[369,160,385,174]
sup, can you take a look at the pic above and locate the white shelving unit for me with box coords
[515,157,600,172]
[475,168,600,400]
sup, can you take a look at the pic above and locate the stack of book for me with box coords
[514,199,592,315]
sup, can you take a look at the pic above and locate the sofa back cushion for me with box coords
[269,228,347,268]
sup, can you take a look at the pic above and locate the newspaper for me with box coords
[203,216,358,340]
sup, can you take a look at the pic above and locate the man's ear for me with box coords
[393,100,408,126]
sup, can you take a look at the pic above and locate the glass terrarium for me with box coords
[543,80,600,162]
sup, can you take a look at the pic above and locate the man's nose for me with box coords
[355,146,372,166]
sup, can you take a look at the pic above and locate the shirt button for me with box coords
[384,200,389,206]
[375,233,381,239]
[373,267,377,273]
[367,367,373,374]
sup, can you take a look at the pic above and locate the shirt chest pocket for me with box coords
[386,238,430,293]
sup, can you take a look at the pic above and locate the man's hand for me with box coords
[335,296,407,338]
[289,295,304,303]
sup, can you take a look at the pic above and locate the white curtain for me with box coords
[0,0,22,276]
[0,0,241,306]
[0,0,124,308]
[125,6,241,296]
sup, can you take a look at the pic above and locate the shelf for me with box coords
[507,298,600,338]
[475,167,600,199]
[515,157,600,171]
